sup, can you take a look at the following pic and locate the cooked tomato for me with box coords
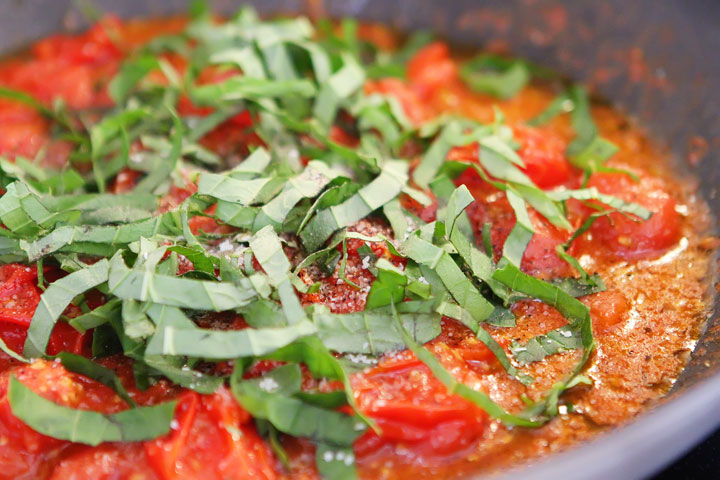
[399,189,438,223]
[0,100,47,158]
[0,359,179,480]
[187,204,235,236]
[0,264,89,359]
[458,172,573,278]
[49,444,159,480]
[364,78,431,126]
[0,17,125,111]
[407,42,459,96]
[353,343,488,458]
[513,124,574,189]
[108,168,143,194]
[578,169,681,259]
[0,264,41,326]
[447,125,576,190]
[0,360,123,480]
[31,17,124,65]
[145,388,277,480]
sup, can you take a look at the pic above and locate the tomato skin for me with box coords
[458,172,573,278]
[187,204,235,236]
[399,189,438,223]
[582,290,631,334]
[407,42,458,96]
[0,100,48,159]
[0,360,117,480]
[0,358,177,480]
[513,125,573,189]
[352,343,488,458]
[31,17,124,65]
[0,263,90,360]
[0,16,125,111]
[0,264,41,326]
[49,443,159,480]
[448,125,576,190]
[579,170,681,260]
[109,168,143,194]
[145,388,277,480]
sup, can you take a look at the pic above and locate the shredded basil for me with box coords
[24,259,110,358]
[460,54,531,100]
[8,376,176,446]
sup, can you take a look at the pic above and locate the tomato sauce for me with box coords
[0,16,714,480]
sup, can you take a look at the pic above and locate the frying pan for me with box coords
[1,1,718,478]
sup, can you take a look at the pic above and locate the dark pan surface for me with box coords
[1,1,718,478]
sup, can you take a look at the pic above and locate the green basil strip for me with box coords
[547,188,652,220]
[197,173,271,206]
[263,335,376,431]
[313,306,440,355]
[41,193,158,214]
[402,233,494,324]
[460,54,530,100]
[510,325,583,365]
[250,226,307,324]
[527,92,573,126]
[90,109,149,192]
[0,86,52,118]
[20,215,175,262]
[492,262,595,405]
[430,174,475,241]
[365,258,407,309]
[300,160,408,251]
[133,106,183,194]
[108,253,256,311]
[436,300,530,385]
[69,298,122,333]
[142,355,224,394]
[0,181,74,237]
[0,337,29,363]
[413,122,464,189]
[444,186,508,299]
[316,444,358,480]
[8,376,175,446]
[0,157,84,196]
[144,320,316,359]
[108,54,160,104]
[24,259,110,358]
[121,299,156,340]
[566,86,618,172]
[230,365,365,448]
[501,189,535,267]
[253,161,339,231]
[390,304,539,427]
[56,352,136,407]
[550,274,606,298]
[191,76,316,105]
[476,140,570,230]
[382,198,410,242]
[313,52,365,128]
[493,262,592,325]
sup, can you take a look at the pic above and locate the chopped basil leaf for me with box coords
[8,376,176,446]
[55,352,136,406]
[24,259,110,358]
[460,54,531,99]
[313,306,440,355]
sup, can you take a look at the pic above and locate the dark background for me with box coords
[655,427,720,479]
